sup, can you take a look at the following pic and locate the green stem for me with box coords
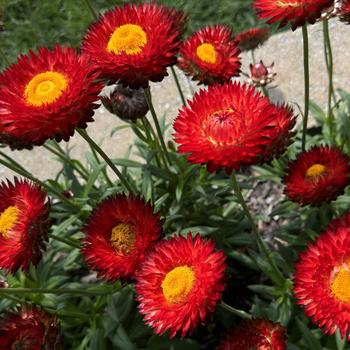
[83,0,99,20]
[49,233,80,249]
[43,144,90,182]
[323,19,336,143]
[143,87,171,167]
[231,173,285,285]
[140,118,162,167]
[0,288,115,296]
[220,301,252,319]
[301,25,310,152]
[251,50,256,64]
[88,142,114,186]
[0,158,76,207]
[170,66,186,106]
[261,86,269,97]
[77,129,135,194]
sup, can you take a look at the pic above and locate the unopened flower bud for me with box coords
[245,60,276,87]
[101,85,149,122]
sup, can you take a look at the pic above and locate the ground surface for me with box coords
[1,19,350,180]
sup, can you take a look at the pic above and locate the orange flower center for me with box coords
[24,71,68,107]
[275,1,301,7]
[196,43,217,64]
[110,223,136,254]
[161,265,195,304]
[331,264,350,303]
[306,163,326,178]
[107,24,147,55]
[0,205,20,238]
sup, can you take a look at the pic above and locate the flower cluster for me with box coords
[1,0,350,348]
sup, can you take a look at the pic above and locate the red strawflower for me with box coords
[173,82,295,174]
[283,146,350,206]
[135,234,226,338]
[235,28,270,52]
[81,3,186,88]
[0,46,102,150]
[0,178,51,273]
[253,0,333,30]
[82,195,162,282]
[293,212,350,339]
[0,306,61,349]
[177,25,241,85]
[218,319,287,350]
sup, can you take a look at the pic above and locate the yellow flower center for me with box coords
[161,265,195,304]
[107,24,147,55]
[196,43,217,64]
[0,205,20,238]
[24,71,68,107]
[306,164,326,178]
[275,1,301,7]
[110,223,136,254]
[331,265,350,303]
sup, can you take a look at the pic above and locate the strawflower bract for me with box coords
[173,82,295,173]
[218,319,287,349]
[254,0,333,30]
[0,306,61,349]
[82,3,186,88]
[283,146,350,206]
[294,212,350,339]
[178,25,241,85]
[82,195,162,281]
[135,234,226,338]
[0,46,102,149]
[0,178,51,273]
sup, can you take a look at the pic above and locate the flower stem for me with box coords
[323,19,336,143]
[170,66,186,106]
[140,118,162,167]
[251,50,256,64]
[0,287,115,296]
[0,158,77,207]
[143,87,171,167]
[301,25,310,152]
[231,173,285,285]
[49,233,80,249]
[220,301,252,319]
[83,0,99,20]
[77,129,135,194]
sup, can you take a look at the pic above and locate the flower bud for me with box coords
[245,60,276,87]
[101,85,149,122]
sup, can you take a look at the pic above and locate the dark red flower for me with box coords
[218,319,287,350]
[0,306,61,349]
[0,46,102,150]
[135,234,226,338]
[235,28,270,51]
[173,82,295,173]
[82,3,186,88]
[253,0,333,30]
[294,212,350,339]
[82,195,162,282]
[340,0,350,23]
[101,84,149,121]
[0,178,51,273]
[177,25,241,85]
[283,146,350,206]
